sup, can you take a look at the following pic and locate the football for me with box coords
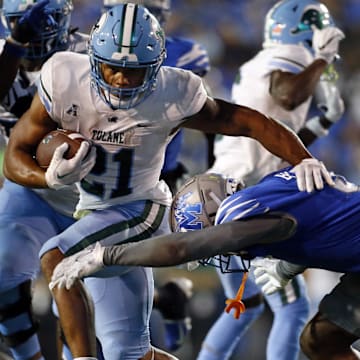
[35,129,90,169]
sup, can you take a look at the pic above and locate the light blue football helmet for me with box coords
[88,3,166,110]
[263,0,334,53]
[2,0,73,61]
[103,0,171,27]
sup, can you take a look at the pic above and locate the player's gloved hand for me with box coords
[312,26,345,64]
[291,158,334,192]
[252,258,290,295]
[45,141,96,190]
[49,242,105,290]
[316,79,344,123]
[10,0,56,44]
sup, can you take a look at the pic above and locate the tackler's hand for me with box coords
[252,258,290,295]
[49,242,105,290]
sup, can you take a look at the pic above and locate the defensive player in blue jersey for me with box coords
[51,170,360,360]
[204,0,345,358]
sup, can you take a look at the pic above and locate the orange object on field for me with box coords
[224,271,249,319]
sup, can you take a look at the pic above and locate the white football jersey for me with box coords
[38,52,207,210]
[210,44,314,185]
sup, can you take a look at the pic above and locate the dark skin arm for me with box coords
[4,91,312,188]
[270,58,328,110]
[182,97,312,166]
[3,92,57,187]
[103,213,297,268]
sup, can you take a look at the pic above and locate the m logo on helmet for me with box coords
[173,192,204,232]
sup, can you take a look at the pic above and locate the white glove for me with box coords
[312,26,345,64]
[49,242,105,290]
[45,141,96,190]
[315,79,344,123]
[252,258,290,295]
[291,158,334,192]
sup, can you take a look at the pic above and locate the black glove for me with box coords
[11,0,57,44]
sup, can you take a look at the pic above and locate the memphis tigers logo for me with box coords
[173,191,204,232]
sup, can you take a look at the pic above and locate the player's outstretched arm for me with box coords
[50,212,297,290]
[183,97,335,192]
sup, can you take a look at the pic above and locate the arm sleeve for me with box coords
[277,260,307,280]
[102,212,297,267]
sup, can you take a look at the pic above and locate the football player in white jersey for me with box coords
[102,0,209,352]
[3,3,334,360]
[203,1,345,359]
[0,1,91,359]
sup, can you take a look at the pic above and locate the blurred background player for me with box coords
[0,1,91,359]
[103,0,210,353]
[201,1,345,359]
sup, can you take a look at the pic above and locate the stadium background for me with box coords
[1,0,360,359]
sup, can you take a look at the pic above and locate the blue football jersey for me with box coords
[162,37,210,173]
[164,36,210,76]
[216,168,360,273]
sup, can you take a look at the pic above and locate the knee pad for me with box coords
[0,281,39,349]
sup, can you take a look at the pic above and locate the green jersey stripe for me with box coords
[66,201,167,255]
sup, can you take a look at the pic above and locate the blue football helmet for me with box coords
[88,3,166,110]
[170,173,247,273]
[263,0,334,53]
[2,0,73,61]
[103,0,171,27]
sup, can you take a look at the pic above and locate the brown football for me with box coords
[35,129,90,169]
